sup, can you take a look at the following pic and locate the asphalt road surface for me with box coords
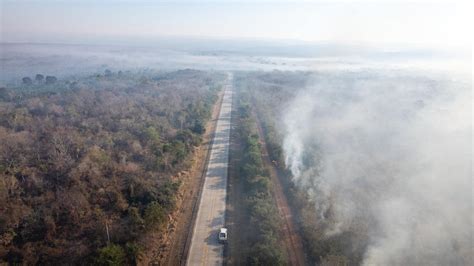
[186,73,233,266]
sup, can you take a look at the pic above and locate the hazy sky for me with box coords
[1,0,472,47]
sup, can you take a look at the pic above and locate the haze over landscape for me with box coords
[0,0,472,265]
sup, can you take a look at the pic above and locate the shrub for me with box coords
[144,201,166,229]
[125,242,143,265]
[96,244,126,266]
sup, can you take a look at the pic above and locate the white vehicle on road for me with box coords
[218,228,228,243]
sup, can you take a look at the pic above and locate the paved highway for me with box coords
[186,73,233,266]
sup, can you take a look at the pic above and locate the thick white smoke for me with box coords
[283,70,472,265]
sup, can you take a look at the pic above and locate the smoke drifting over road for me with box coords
[283,69,472,265]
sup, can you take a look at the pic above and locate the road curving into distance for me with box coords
[186,73,233,266]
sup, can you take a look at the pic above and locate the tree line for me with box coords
[235,90,286,265]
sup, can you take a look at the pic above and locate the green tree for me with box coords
[96,244,126,266]
[192,119,205,134]
[127,207,145,236]
[125,242,143,265]
[248,242,285,266]
[144,126,160,145]
[144,201,166,229]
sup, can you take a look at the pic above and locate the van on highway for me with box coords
[218,228,228,243]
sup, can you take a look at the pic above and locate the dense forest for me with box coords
[235,71,367,265]
[0,69,224,264]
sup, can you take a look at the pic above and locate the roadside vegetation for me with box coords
[0,69,224,264]
[236,71,367,265]
[234,90,286,265]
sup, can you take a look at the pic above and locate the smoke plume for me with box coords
[283,69,472,265]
